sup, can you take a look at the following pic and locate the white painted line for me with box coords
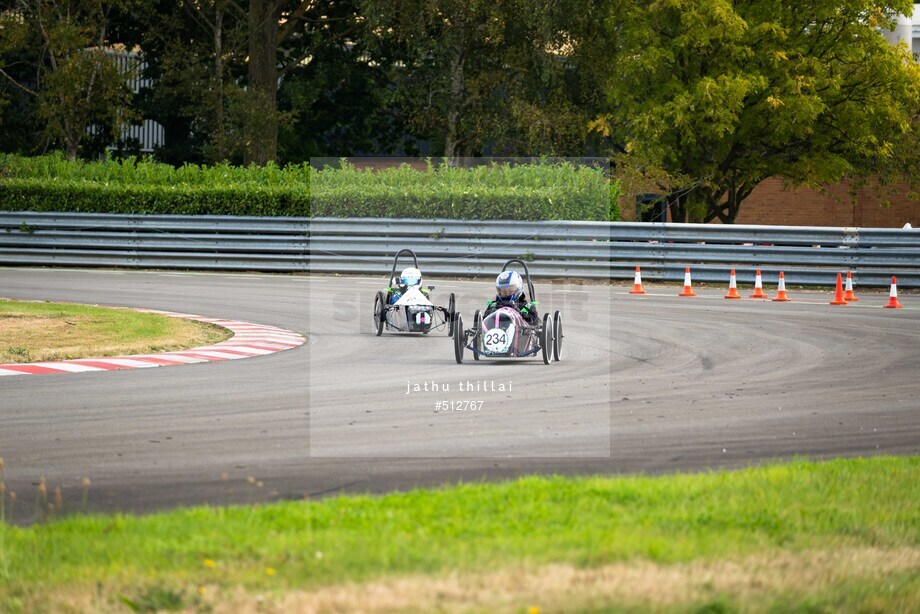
[30,362,103,373]
[215,346,276,355]
[136,354,208,364]
[191,345,273,355]
[177,350,253,360]
[89,358,163,368]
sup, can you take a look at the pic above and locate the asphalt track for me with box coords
[1,267,918,519]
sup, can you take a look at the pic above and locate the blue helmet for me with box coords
[496,270,523,303]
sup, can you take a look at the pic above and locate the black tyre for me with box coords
[453,313,465,364]
[447,293,456,336]
[472,309,482,361]
[541,313,554,364]
[373,291,385,336]
[553,310,563,362]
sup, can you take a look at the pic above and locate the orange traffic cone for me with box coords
[884,276,904,308]
[843,271,859,302]
[629,266,646,295]
[773,271,791,302]
[750,269,768,299]
[830,273,848,305]
[679,267,697,297]
[724,269,741,299]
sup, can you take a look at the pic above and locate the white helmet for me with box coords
[400,267,422,286]
[496,270,523,301]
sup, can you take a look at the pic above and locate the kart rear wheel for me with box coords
[541,313,554,364]
[472,309,482,361]
[447,293,456,336]
[373,291,385,336]
[553,310,563,361]
[453,313,465,364]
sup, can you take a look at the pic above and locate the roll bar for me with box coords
[500,259,536,302]
[389,249,420,285]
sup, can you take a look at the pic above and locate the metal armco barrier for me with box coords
[0,212,918,286]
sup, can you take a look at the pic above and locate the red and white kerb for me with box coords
[0,308,304,377]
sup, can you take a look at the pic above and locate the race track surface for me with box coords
[1,268,918,518]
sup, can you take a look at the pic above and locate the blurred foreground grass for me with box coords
[0,456,916,612]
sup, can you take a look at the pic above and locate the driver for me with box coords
[389,266,429,304]
[483,270,538,324]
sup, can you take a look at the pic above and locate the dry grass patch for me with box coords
[201,547,919,613]
[0,299,230,363]
[34,547,920,613]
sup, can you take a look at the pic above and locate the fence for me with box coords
[0,212,918,286]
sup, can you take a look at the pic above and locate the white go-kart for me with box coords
[373,249,456,336]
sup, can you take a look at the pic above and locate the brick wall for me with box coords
[621,178,920,227]
[737,178,919,227]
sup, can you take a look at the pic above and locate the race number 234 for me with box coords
[484,331,507,349]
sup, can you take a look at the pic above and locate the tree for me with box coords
[242,0,359,165]
[362,0,615,160]
[178,0,249,162]
[602,0,920,223]
[1,0,136,159]
[116,0,251,164]
[275,28,413,162]
[499,0,617,156]
[0,4,41,151]
[360,0,500,160]
[118,0,361,165]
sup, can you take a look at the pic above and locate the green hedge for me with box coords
[0,153,311,216]
[0,154,619,220]
[311,160,618,220]
[0,180,311,216]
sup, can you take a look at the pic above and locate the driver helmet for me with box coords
[400,267,422,287]
[495,270,523,303]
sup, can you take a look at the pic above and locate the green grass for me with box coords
[0,457,917,611]
[0,299,230,362]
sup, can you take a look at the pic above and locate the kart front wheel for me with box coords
[453,313,465,364]
[541,313,554,365]
[553,310,563,362]
[472,309,482,361]
[373,291,385,336]
[447,293,456,336]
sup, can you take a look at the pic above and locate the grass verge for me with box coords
[0,456,917,612]
[0,299,231,363]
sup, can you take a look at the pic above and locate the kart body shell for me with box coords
[385,286,438,333]
[477,306,540,358]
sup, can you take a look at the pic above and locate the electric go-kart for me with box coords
[453,259,562,364]
[373,249,456,336]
